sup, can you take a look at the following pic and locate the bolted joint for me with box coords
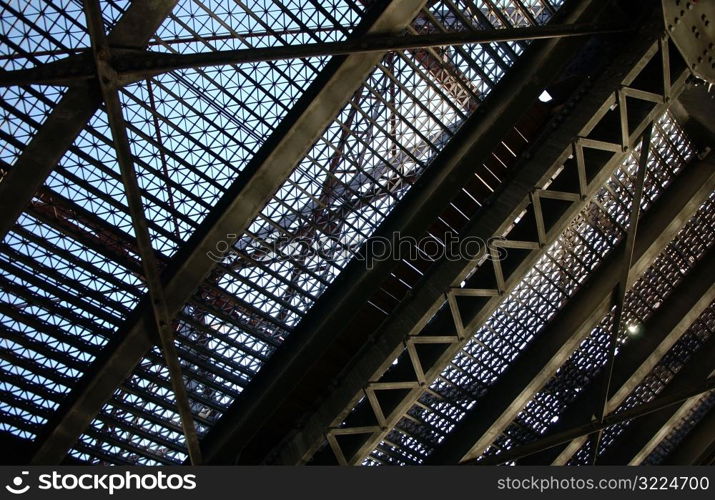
[95,58,120,89]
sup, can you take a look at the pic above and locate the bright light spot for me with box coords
[538,90,553,102]
[627,323,641,336]
[460,280,466,288]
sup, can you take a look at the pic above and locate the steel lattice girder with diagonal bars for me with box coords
[275,23,691,465]
[27,0,428,465]
[196,0,615,465]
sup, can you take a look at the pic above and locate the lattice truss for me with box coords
[358,114,709,466]
[0,0,567,465]
[308,34,713,465]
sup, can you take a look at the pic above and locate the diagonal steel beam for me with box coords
[0,23,627,88]
[45,0,202,465]
[597,355,715,465]
[589,123,653,464]
[425,157,715,464]
[661,406,715,465]
[28,0,428,465]
[469,246,715,465]
[0,0,179,243]
[199,0,615,465]
[262,13,688,465]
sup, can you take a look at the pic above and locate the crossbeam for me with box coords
[0,23,626,88]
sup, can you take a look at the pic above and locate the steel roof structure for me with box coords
[0,0,714,466]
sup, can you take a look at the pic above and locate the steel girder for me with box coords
[0,0,179,243]
[261,17,689,465]
[198,0,613,464]
[661,407,715,465]
[0,23,625,88]
[472,244,715,465]
[28,0,428,465]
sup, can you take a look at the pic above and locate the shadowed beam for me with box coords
[598,347,715,465]
[0,23,628,88]
[46,0,203,465]
[470,245,715,465]
[425,156,715,464]
[661,406,715,465]
[27,0,428,465]
[589,123,653,464]
[0,0,179,243]
[462,376,715,465]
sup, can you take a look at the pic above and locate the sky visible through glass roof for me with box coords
[5,0,707,468]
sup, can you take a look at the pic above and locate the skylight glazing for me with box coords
[1,0,365,445]
[63,0,564,464]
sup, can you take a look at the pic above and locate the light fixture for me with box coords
[627,323,641,336]
[538,90,553,103]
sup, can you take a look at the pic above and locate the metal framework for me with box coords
[1,0,714,467]
[267,19,696,465]
[470,223,715,465]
